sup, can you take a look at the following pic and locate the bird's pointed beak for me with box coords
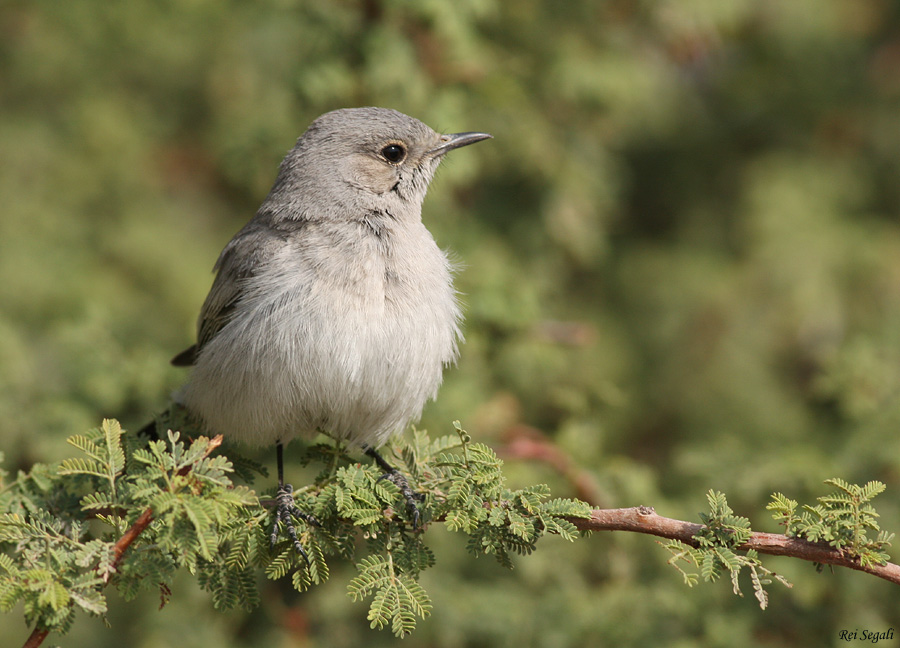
[429,131,493,156]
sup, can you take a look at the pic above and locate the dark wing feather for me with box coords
[171,215,291,367]
[170,344,198,367]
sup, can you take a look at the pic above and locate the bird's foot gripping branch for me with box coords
[2,420,898,647]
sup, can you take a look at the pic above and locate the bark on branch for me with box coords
[569,506,900,586]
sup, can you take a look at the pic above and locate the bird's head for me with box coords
[265,107,491,221]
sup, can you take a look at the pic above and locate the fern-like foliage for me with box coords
[664,480,895,608]
[256,421,591,636]
[0,420,256,633]
[662,490,792,609]
[0,418,592,640]
[432,422,589,568]
[347,554,431,636]
[768,478,894,567]
[4,418,896,640]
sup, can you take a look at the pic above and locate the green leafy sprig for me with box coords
[662,490,792,609]
[768,478,894,568]
[0,419,591,641]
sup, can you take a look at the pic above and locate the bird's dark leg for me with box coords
[364,446,422,528]
[270,441,317,563]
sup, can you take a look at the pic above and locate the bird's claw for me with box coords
[270,483,318,564]
[365,446,423,529]
[378,469,423,529]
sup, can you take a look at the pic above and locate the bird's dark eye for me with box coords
[381,143,406,163]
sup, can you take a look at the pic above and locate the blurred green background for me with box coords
[4,0,900,645]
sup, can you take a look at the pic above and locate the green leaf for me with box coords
[38,581,70,611]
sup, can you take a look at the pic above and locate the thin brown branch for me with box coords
[570,506,900,586]
[22,628,48,648]
[111,507,155,574]
[175,433,223,477]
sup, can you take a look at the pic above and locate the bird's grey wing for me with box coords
[171,218,286,367]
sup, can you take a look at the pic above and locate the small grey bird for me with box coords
[169,107,490,550]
